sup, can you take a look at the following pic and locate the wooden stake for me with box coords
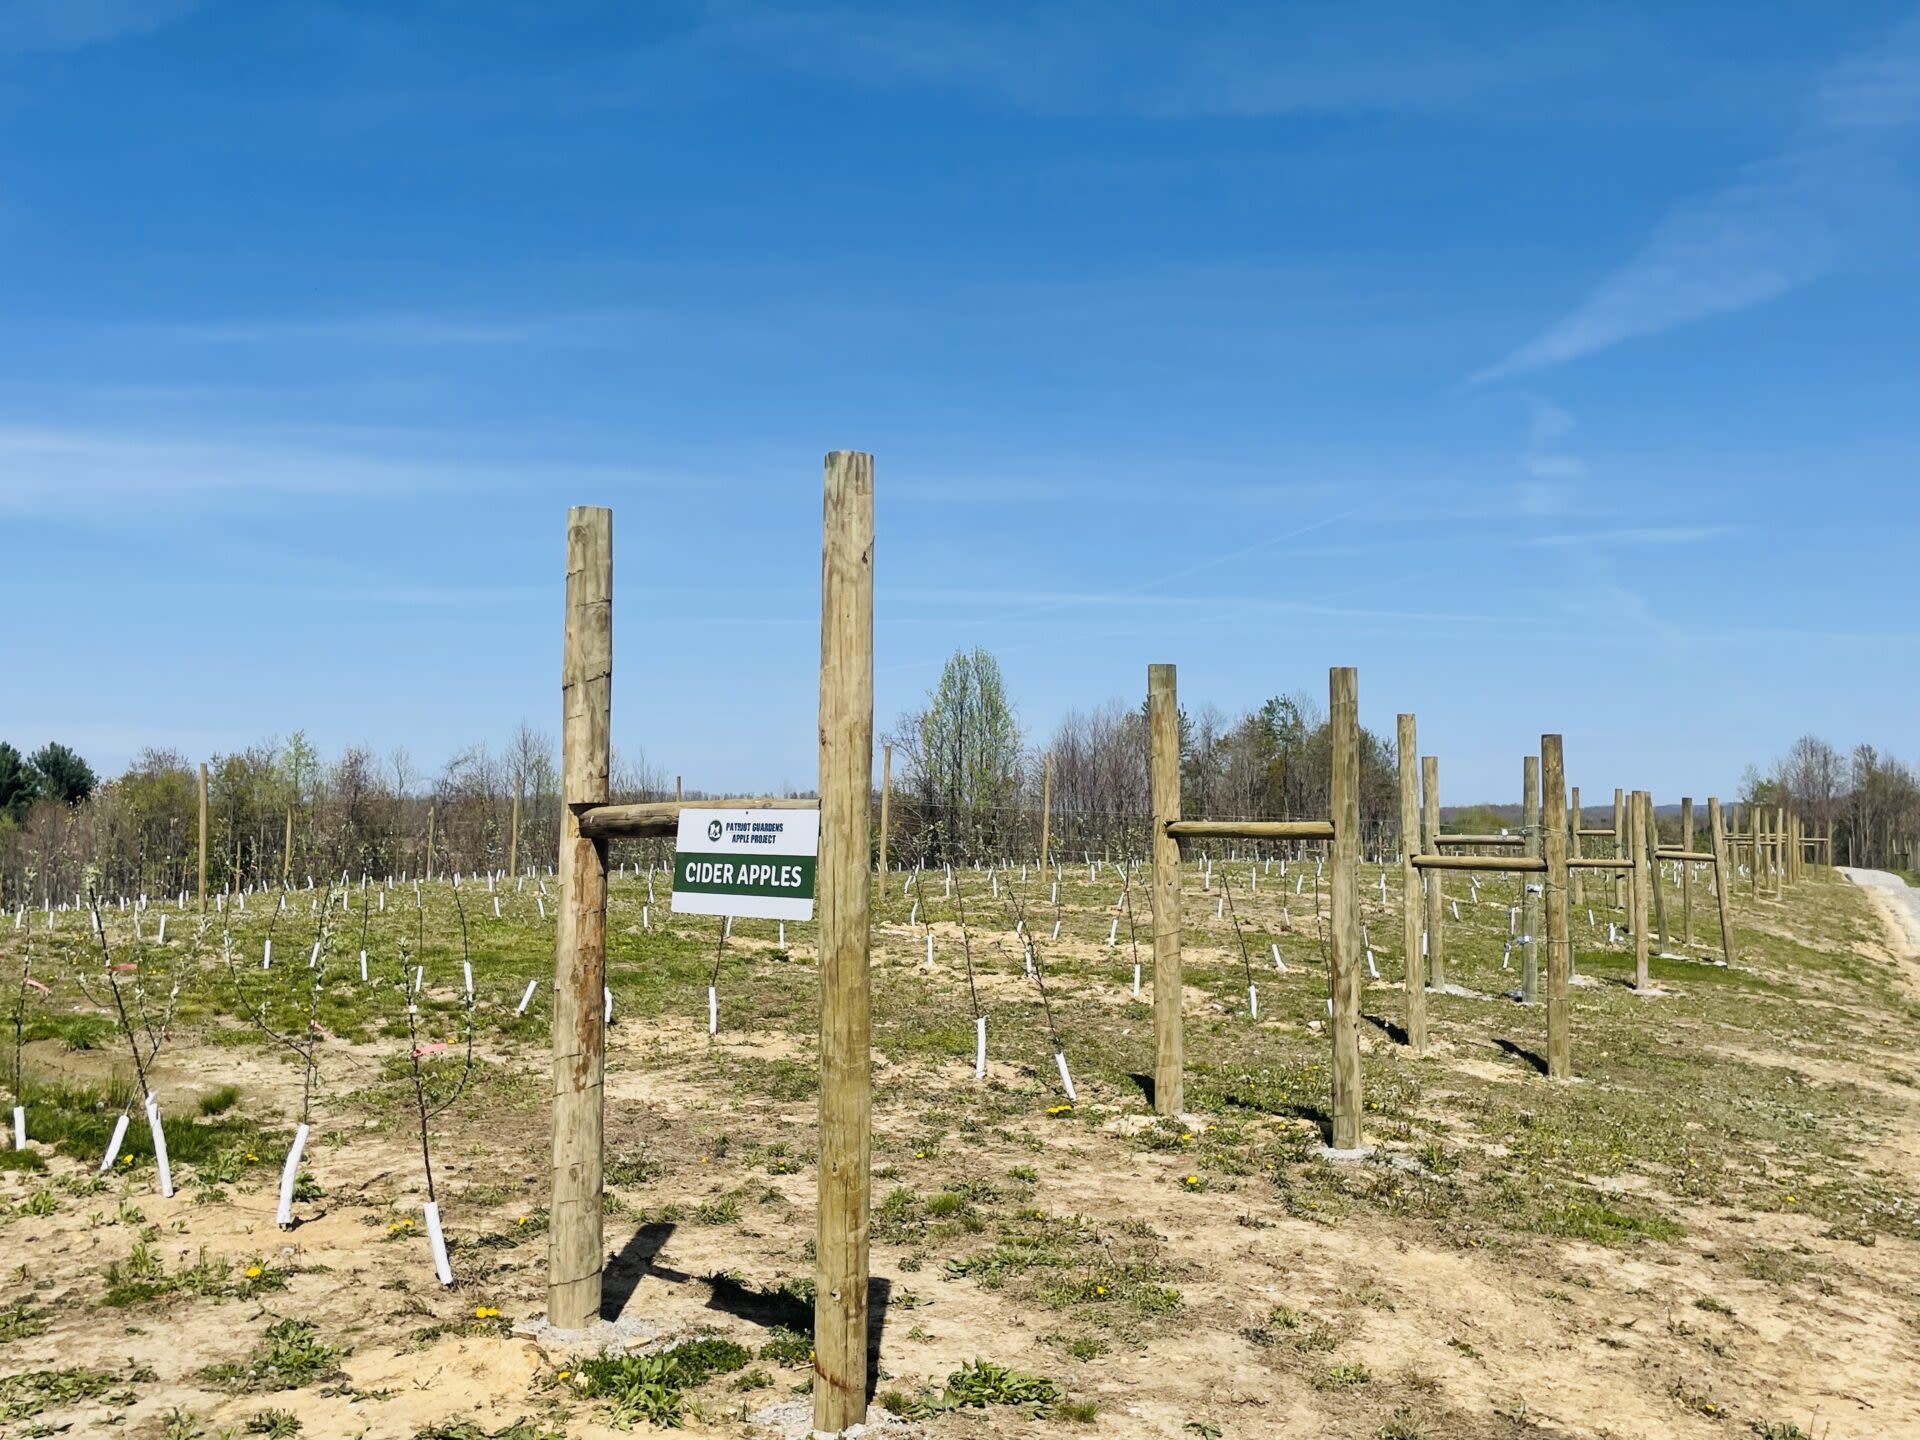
[814,452,875,1436]
[548,505,611,1331]
[1679,796,1695,945]
[1329,668,1364,1151]
[1708,797,1736,967]
[1543,736,1571,1079]
[510,770,523,880]
[197,762,209,913]
[1421,755,1443,987]
[1611,787,1625,909]
[282,808,294,887]
[878,743,892,898]
[1645,792,1668,949]
[1568,785,1584,910]
[1148,663,1183,1117]
[1521,755,1541,1004]
[424,804,435,883]
[1630,790,1650,989]
[1396,714,1425,1053]
[1039,751,1053,872]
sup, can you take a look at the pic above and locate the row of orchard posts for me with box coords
[541,453,1778,1436]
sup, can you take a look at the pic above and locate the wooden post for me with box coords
[814,451,875,1436]
[424,804,435,882]
[1774,807,1786,895]
[1421,755,1443,988]
[1039,751,1053,871]
[1680,796,1695,946]
[282,808,294,887]
[1328,668,1364,1150]
[1543,736,1572,1080]
[510,770,523,880]
[197,763,209,912]
[549,505,611,1331]
[1611,788,1625,908]
[1630,791,1650,989]
[1396,715,1425,1053]
[1568,785,1584,909]
[1521,755,1541,1005]
[877,743,892,898]
[1645,792,1668,949]
[676,775,683,803]
[1148,663,1183,1118]
[1709,797,1736,967]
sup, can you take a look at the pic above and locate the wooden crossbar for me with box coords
[1655,849,1715,862]
[1411,853,1546,873]
[577,796,818,839]
[1435,833,1524,847]
[1164,819,1336,842]
[1569,857,1634,869]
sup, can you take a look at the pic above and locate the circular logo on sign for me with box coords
[707,819,723,842]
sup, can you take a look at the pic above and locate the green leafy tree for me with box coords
[900,648,1022,860]
[27,742,96,807]
[0,742,37,821]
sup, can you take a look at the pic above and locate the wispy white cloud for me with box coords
[1521,525,1733,548]
[0,423,671,513]
[0,0,196,55]
[701,3,1614,118]
[1476,11,1920,382]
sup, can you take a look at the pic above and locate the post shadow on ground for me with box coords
[1492,1037,1549,1076]
[1362,1012,1409,1046]
[1128,1072,1155,1108]
[705,1271,894,1402]
[602,1221,686,1322]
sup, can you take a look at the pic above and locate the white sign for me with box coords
[671,808,819,921]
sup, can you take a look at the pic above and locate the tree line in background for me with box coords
[0,726,671,909]
[885,649,1401,866]
[33,652,1891,909]
[1749,734,1920,871]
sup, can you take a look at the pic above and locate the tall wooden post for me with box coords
[549,505,612,1331]
[1774,807,1786,895]
[1039,752,1053,871]
[1396,714,1425,1053]
[1645,792,1668,949]
[1568,785,1584,909]
[814,451,875,1436]
[1521,755,1541,1005]
[1148,664,1183,1118]
[1542,736,1571,1080]
[877,744,892,897]
[1630,791,1650,989]
[282,809,294,887]
[1680,796,1695,946]
[424,804,435,882]
[1421,756,1443,987]
[1328,668,1364,1150]
[197,763,209,912]
[1708,797,1736,967]
[1611,788,1626,908]
[509,770,523,880]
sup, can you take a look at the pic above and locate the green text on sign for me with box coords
[675,854,817,899]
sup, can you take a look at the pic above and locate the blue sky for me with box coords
[3,1,1917,804]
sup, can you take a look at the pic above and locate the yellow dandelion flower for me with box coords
[557,1369,571,1381]
[1094,1284,1107,1295]
[120,1153,134,1166]
[1183,1175,1199,1187]
[516,1216,529,1226]
[245,1152,259,1162]
[245,1265,264,1279]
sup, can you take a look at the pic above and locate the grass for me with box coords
[203,1318,347,1393]
[5,860,1915,1433]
